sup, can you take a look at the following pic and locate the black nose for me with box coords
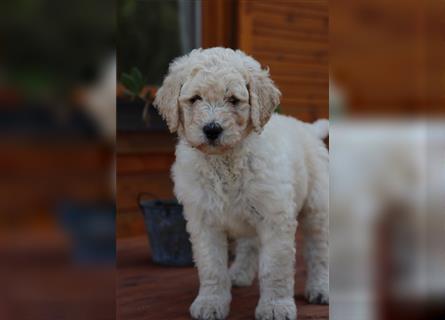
[203,122,223,141]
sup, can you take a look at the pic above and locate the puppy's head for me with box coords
[154,48,280,154]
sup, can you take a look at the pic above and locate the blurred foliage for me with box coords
[0,0,115,99]
[121,67,151,101]
[117,0,181,86]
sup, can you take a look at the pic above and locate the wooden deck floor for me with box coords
[117,235,329,320]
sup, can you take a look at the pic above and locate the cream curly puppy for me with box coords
[154,47,329,320]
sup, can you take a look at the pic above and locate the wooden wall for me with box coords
[116,132,175,237]
[0,141,112,232]
[201,0,238,48]
[331,0,445,115]
[238,0,329,122]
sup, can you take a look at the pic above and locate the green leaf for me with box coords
[121,67,146,97]
[132,67,144,85]
[122,73,138,96]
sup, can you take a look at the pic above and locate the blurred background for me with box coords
[0,1,115,319]
[330,0,445,319]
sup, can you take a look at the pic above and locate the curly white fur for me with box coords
[154,48,329,320]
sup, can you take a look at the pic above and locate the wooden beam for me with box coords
[201,0,238,48]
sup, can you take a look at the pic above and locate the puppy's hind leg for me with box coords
[300,170,329,304]
[229,237,258,287]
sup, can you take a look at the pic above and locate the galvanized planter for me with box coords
[138,194,193,267]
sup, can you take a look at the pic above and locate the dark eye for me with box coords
[189,95,202,104]
[228,96,239,105]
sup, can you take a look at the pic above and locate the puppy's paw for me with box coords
[255,298,297,320]
[230,266,255,287]
[190,294,230,320]
[304,282,329,305]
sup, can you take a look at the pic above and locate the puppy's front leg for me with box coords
[187,217,231,320]
[256,220,297,320]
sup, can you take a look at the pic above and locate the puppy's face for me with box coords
[178,69,251,154]
[154,48,281,155]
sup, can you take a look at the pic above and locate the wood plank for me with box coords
[0,143,110,175]
[117,234,329,320]
[281,97,328,108]
[202,0,238,48]
[278,84,327,99]
[117,153,175,174]
[117,172,174,213]
[117,131,176,155]
[252,36,327,57]
[238,0,254,52]
[238,0,328,121]
[254,25,327,44]
[1,230,115,320]
[273,76,328,87]
[252,11,328,33]
[264,60,327,73]
[281,106,329,122]
[253,0,328,15]
[254,51,327,67]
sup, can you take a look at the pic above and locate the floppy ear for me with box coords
[248,67,281,132]
[153,56,189,133]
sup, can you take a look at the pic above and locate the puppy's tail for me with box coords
[310,119,329,139]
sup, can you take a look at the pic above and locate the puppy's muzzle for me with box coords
[203,122,223,142]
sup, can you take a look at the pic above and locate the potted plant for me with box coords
[117,67,167,131]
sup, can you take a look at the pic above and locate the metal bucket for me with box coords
[138,194,193,266]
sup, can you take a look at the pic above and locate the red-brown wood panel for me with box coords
[238,0,329,122]
[117,131,176,238]
[331,0,445,115]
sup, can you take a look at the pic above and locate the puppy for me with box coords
[154,47,329,320]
